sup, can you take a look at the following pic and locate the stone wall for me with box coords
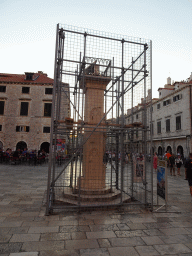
[0,80,70,151]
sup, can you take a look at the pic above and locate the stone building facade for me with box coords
[151,76,192,157]
[124,73,192,158]
[0,71,70,152]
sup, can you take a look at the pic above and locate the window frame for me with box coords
[0,86,6,93]
[20,102,29,116]
[166,119,170,132]
[45,88,53,95]
[0,101,5,115]
[173,94,182,102]
[176,115,181,130]
[22,87,30,94]
[44,103,52,117]
[150,122,154,135]
[163,99,171,106]
[16,126,30,132]
[157,121,161,134]
[43,126,50,133]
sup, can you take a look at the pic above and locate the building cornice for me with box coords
[0,81,53,86]
[152,135,188,141]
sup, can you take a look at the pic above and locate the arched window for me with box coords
[40,142,50,153]
[177,145,183,156]
[167,146,172,154]
[158,146,162,156]
[16,141,27,151]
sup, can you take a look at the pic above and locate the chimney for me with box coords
[38,71,47,76]
[167,77,171,85]
[190,72,192,81]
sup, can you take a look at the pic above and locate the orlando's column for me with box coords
[80,62,111,190]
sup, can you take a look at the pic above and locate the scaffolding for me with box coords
[46,24,152,214]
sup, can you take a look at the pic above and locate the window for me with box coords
[22,87,30,94]
[157,103,160,109]
[20,102,29,116]
[136,114,138,119]
[166,119,170,132]
[43,126,50,133]
[176,116,181,130]
[157,121,161,134]
[0,86,6,92]
[163,99,171,106]
[173,94,182,102]
[0,125,2,131]
[45,88,53,94]
[0,101,5,115]
[150,123,154,135]
[25,72,34,80]
[44,103,52,117]
[16,126,30,132]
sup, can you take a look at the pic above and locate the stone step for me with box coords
[73,187,112,195]
[63,188,121,202]
[53,188,132,208]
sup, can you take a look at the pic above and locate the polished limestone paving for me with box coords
[0,164,192,256]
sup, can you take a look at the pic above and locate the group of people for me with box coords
[153,151,183,176]
[104,151,143,164]
[153,151,192,198]
[0,147,48,165]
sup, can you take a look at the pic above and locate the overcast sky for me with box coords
[1,0,192,97]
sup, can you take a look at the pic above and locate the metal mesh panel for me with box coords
[46,24,153,214]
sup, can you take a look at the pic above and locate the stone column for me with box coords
[80,76,111,190]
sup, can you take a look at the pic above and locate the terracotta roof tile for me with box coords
[0,72,54,85]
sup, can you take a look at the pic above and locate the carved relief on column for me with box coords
[90,107,101,123]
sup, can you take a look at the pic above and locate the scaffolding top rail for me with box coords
[59,23,150,46]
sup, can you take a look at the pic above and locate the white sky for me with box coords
[1,0,192,98]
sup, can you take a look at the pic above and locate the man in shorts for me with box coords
[184,153,192,197]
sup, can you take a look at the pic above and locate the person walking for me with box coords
[175,153,183,176]
[153,152,158,171]
[184,153,192,198]
[169,152,175,176]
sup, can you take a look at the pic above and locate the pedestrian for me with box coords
[184,153,192,198]
[164,151,171,161]
[175,153,183,176]
[184,156,188,180]
[164,151,171,167]
[125,153,128,164]
[169,152,175,176]
[108,152,111,163]
[153,152,158,171]
[118,151,121,161]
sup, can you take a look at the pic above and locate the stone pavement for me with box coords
[0,164,192,256]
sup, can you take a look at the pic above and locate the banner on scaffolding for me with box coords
[56,139,65,151]
[157,160,168,200]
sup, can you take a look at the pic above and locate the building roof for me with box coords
[0,72,54,85]
[158,87,174,91]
